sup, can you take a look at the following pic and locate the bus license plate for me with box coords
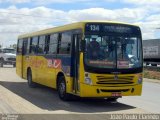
[112,93,122,97]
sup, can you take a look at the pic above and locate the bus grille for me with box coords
[96,76,134,85]
[101,89,130,92]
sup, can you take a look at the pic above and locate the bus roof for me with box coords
[18,20,139,39]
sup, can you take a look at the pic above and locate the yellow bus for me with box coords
[16,21,143,101]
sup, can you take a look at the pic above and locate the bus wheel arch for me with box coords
[56,72,65,89]
[56,72,71,101]
[27,67,31,77]
[27,67,36,88]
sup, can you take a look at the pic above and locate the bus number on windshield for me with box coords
[90,25,100,32]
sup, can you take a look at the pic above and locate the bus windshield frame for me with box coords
[84,23,143,74]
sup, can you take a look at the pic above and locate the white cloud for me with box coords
[0,6,55,47]
[0,5,160,47]
[67,7,156,40]
[0,0,29,3]
[1,0,160,6]
[146,14,160,22]
[123,0,160,6]
[0,0,91,4]
[68,7,149,22]
[135,21,159,40]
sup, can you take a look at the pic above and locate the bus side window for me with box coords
[30,36,38,54]
[17,39,23,54]
[38,35,45,54]
[48,33,58,54]
[27,38,30,54]
[58,31,71,54]
[44,35,49,54]
[23,38,28,55]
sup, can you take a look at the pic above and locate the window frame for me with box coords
[47,33,59,55]
[30,36,38,54]
[22,38,28,55]
[17,39,23,54]
[58,31,72,55]
[37,35,46,54]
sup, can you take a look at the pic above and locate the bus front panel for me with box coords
[78,23,143,98]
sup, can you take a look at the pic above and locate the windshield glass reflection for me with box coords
[84,35,142,69]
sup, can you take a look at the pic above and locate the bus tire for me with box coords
[106,97,118,102]
[58,76,71,101]
[27,69,36,88]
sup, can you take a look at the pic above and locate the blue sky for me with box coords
[0,0,160,47]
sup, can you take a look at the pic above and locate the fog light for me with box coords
[85,77,92,85]
[137,77,142,84]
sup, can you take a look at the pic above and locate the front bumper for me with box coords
[80,83,142,97]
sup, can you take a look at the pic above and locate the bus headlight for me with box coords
[137,76,143,84]
[85,77,92,85]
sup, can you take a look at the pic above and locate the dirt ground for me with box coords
[144,69,160,80]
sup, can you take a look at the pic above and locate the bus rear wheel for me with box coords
[58,76,71,101]
[27,70,36,88]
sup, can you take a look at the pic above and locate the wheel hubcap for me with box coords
[28,74,31,84]
[59,82,65,97]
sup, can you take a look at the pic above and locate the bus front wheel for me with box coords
[106,97,118,102]
[27,70,36,88]
[58,76,71,101]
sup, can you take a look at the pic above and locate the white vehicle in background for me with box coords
[0,48,16,67]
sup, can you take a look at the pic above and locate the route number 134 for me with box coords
[90,25,100,31]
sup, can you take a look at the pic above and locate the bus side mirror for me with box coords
[80,40,86,52]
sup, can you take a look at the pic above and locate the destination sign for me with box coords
[104,26,132,33]
[85,23,140,34]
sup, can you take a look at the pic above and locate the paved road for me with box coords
[0,66,159,116]
[119,81,160,113]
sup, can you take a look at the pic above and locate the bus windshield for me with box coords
[84,35,142,69]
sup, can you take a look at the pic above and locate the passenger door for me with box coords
[72,34,81,93]
[16,39,23,77]
[36,35,46,85]
[29,36,39,82]
[22,38,29,79]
